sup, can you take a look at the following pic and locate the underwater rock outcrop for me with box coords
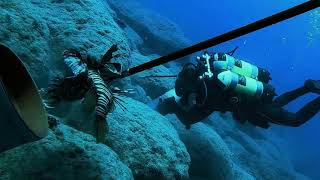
[48,96,191,179]
[0,0,180,103]
[0,124,133,180]
[0,0,131,87]
[203,113,310,180]
[167,115,254,180]
[167,112,310,180]
[107,0,191,59]
[106,97,191,179]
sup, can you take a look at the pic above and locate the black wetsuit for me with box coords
[255,87,320,128]
[159,61,320,129]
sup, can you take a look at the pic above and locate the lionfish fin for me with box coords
[94,116,108,143]
[107,97,116,113]
[81,87,97,113]
[101,44,118,65]
[113,96,127,112]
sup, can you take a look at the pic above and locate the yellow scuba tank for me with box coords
[213,53,272,83]
[217,70,275,100]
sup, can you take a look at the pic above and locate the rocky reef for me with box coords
[167,113,309,180]
[0,0,311,179]
[107,0,191,58]
[0,124,134,180]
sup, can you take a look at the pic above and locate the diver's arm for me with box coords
[155,92,207,129]
[156,96,179,116]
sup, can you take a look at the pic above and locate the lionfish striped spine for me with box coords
[88,70,114,142]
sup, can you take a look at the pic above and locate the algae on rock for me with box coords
[106,97,191,179]
[0,124,133,180]
[0,0,131,87]
[107,0,191,57]
[166,113,310,180]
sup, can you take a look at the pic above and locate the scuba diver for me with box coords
[156,51,320,129]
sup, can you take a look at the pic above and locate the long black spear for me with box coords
[120,0,319,78]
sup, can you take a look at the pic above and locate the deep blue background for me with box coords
[139,0,320,179]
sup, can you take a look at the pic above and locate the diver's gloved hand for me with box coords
[157,96,179,115]
[305,79,320,94]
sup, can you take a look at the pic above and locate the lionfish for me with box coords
[46,45,131,142]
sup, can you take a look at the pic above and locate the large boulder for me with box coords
[106,97,191,179]
[122,25,144,51]
[0,0,182,103]
[0,0,131,87]
[165,112,310,180]
[107,0,191,61]
[0,124,133,180]
[167,114,254,180]
[52,96,191,179]
[204,112,310,180]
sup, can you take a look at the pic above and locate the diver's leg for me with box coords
[293,96,320,126]
[273,87,308,107]
[274,79,320,107]
[262,97,320,127]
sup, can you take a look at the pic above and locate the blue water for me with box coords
[140,0,320,179]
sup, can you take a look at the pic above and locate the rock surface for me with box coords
[0,0,180,102]
[107,0,191,57]
[0,0,131,86]
[167,115,254,180]
[49,96,191,179]
[203,113,310,180]
[106,97,191,179]
[166,112,310,180]
[0,124,133,180]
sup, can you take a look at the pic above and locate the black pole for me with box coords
[122,0,319,78]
